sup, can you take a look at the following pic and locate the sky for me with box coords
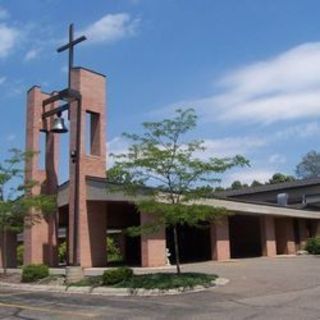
[1,0,320,187]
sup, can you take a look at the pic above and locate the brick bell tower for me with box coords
[24,24,107,268]
[24,68,107,267]
[24,87,60,266]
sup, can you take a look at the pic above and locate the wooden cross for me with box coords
[57,23,87,88]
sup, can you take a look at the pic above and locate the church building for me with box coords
[1,64,320,270]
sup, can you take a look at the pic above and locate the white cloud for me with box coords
[268,154,286,165]
[6,134,16,142]
[161,42,320,125]
[106,136,131,168]
[0,7,9,20]
[107,134,266,169]
[82,13,139,44]
[224,169,275,186]
[0,24,19,58]
[195,136,266,159]
[24,48,41,61]
[274,121,320,140]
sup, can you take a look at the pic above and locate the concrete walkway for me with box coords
[0,256,319,319]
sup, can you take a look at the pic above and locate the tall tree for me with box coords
[251,180,263,187]
[230,180,243,190]
[296,150,320,179]
[0,149,55,273]
[268,173,296,184]
[109,108,249,274]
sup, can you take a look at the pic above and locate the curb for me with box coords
[0,277,229,297]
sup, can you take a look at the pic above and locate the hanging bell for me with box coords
[51,114,68,134]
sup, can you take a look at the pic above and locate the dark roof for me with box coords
[211,195,309,211]
[216,177,320,197]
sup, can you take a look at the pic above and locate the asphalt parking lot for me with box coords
[0,255,319,319]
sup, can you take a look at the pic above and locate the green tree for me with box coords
[230,180,243,190]
[296,150,320,179]
[109,108,249,274]
[251,180,263,187]
[0,149,55,273]
[268,172,296,184]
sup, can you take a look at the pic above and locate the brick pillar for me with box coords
[140,213,166,267]
[298,219,308,250]
[284,218,296,254]
[211,216,230,261]
[24,86,59,266]
[275,218,296,255]
[260,216,276,257]
[68,68,107,267]
[0,231,17,268]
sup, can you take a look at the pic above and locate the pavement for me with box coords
[0,255,320,319]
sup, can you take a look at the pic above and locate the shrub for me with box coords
[17,244,24,266]
[102,267,133,286]
[107,236,123,262]
[58,241,67,264]
[305,236,320,254]
[22,264,49,283]
[114,272,217,290]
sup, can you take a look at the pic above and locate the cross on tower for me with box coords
[57,24,87,89]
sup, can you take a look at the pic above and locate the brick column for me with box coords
[68,68,107,267]
[276,218,296,255]
[210,216,230,261]
[285,218,296,254]
[140,213,166,267]
[0,231,17,268]
[24,86,59,266]
[260,216,276,257]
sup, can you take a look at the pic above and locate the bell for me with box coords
[51,115,68,133]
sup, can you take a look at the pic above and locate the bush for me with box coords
[17,244,24,266]
[102,267,133,286]
[22,264,49,283]
[58,241,67,264]
[107,236,123,262]
[114,272,217,290]
[305,237,320,254]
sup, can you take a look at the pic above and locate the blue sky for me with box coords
[1,0,320,186]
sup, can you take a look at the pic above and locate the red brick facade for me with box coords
[24,87,59,266]
[68,68,107,267]
[140,213,166,267]
[23,68,107,268]
[211,216,231,261]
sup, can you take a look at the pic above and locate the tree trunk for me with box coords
[173,226,181,275]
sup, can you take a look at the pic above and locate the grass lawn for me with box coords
[70,273,217,290]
